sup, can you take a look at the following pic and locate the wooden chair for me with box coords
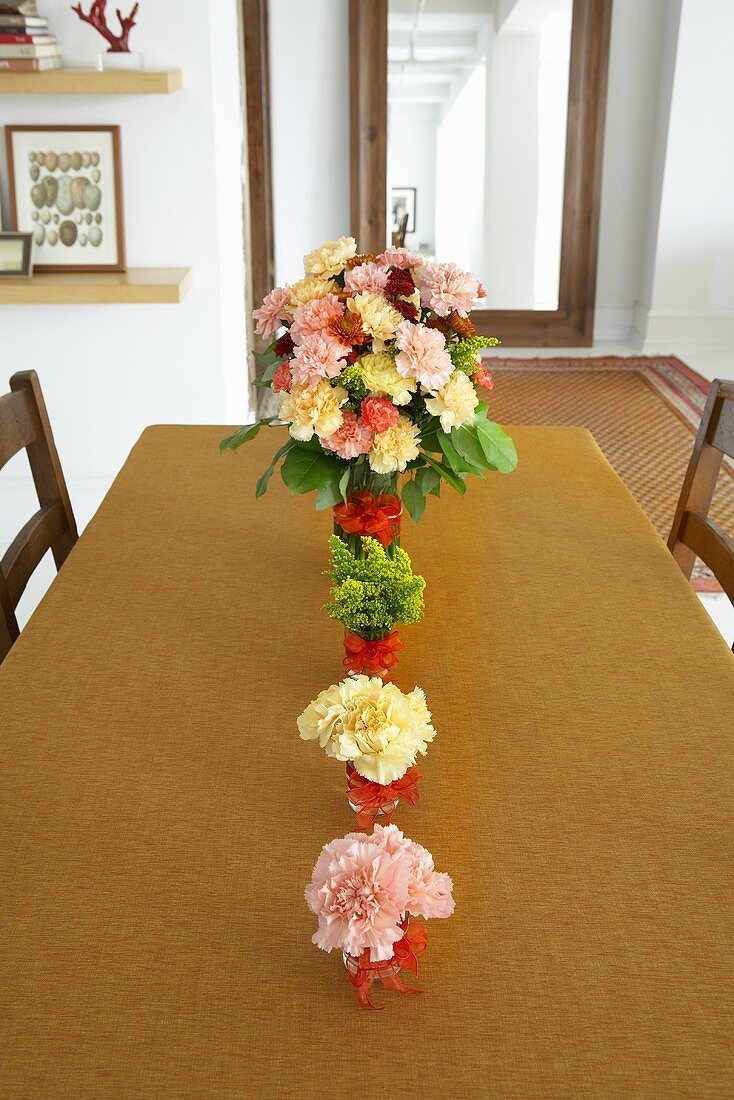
[668,379,734,647]
[0,371,77,663]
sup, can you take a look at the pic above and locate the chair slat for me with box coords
[680,512,734,604]
[0,371,78,663]
[0,390,36,471]
[1,503,66,607]
[710,397,734,461]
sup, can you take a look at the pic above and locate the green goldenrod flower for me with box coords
[324,535,425,637]
[449,335,500,374]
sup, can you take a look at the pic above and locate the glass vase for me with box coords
[332,463,402,558]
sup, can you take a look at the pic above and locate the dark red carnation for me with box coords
[346,347,360,364]
[393,298,419,321]
[274,332,294,357]
[385,267,415,299]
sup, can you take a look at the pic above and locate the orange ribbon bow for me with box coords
[346,922,428,1009]
[346,764,421,829]
[343,630,403,681]
[333,491,402,548]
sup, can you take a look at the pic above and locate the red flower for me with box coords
[393,298,419,322]
[473,363,494,390]
[385,267,415,299]
[360,395,400,433]
[274,332,294,357]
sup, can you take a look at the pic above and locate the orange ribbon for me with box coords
[346,764,421,829]
[343,630,403,681]
[333,491,402,548]
[346,922,428,1009]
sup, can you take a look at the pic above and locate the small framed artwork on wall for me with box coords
[5,125,126,272]
[0,233,33,279]
[391,187,416,235]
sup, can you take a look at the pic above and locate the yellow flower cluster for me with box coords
[369,416,421,473]
[279,381,347,441]
[347,293,403,342]
[297,674,436,785]
[424,370,479,432]
[287,274,339,314]
[303,236,358,277]
[359,351,417,406]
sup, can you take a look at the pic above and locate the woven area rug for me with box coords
[485,356,734,591]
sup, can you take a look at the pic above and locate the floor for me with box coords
[6,342,734,649]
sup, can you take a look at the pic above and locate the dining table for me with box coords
[1,424,733,1099]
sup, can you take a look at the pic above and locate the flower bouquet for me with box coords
[298,674,436,827]
[221,237,517,676]
[305,823,454,1009]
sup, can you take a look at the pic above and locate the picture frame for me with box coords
[0,232,33,279]
[391,187,416,235]
[5,124,126,273]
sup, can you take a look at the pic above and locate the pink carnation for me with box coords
[361,395,400,433]
[291,332,348,385]
[305,836,410,961]
[417,261,483,317]
[366,824,456,921]
[252,284,291,340]
[322,409,374,459]
[378,247,423,269]
[344,261,390,296]
[394,319,453,392]
[290,294,345,345]
[272,361,292,393]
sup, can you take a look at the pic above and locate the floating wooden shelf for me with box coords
[0,68,183,95]
[0,267,192,304]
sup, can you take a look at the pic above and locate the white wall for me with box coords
[642,0,734,348]
[269,0,349,285]
[0,0,249,579]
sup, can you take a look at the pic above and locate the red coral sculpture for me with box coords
[71,0,139,52]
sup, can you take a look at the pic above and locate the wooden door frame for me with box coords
[349,0,612,347]
[242,0,275,363]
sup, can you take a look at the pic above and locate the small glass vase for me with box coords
[345,761,398,818]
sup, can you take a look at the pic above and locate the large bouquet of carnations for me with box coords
[221,237,517,520]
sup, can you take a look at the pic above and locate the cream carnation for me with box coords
[424,370,479,431]
[297,674,437,785]
[279,380,347,442]
[304,236,357,277]
[359,352,417,406]
[287,274,339,314]
[347,293,403,342]
[368,416,421,474]
[394,319,453,392]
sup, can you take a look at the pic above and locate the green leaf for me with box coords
[420,451,466,495]
[476,418,519,473]
[219,418,276,454]
[255,439,294,498]
[315,471,346,510]
[252,340,277,363]
[281,446,343,495]
[438,431,483,476]
[415,466,441,497]
[451,424,491,473]
[402,478,426,524]
[338,466,351,502]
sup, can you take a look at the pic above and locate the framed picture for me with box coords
[0,232,33,279]
[391,187,416,235]
[5,125,126,273]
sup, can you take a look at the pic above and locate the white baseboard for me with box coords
[593,306,635,343]
[633,302,734,348]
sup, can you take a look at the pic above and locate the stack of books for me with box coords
[0,1,61,71]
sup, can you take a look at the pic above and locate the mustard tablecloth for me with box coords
[1,426,733,1099]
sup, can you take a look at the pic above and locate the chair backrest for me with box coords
[668,379,734,641]
[0,371,77,662]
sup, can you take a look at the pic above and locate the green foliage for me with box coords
[219,417,276,453]
[281,445,344,495]
[449,335,500,373]
[324,535,425,636]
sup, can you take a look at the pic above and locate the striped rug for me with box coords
[484,356,734,592]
